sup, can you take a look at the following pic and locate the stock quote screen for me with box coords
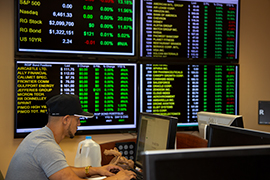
[15,60,137,137]
[16,0,136,56]
[139,63,239,127]
[140,0,240,60]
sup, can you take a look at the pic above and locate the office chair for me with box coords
[176,132,208,149]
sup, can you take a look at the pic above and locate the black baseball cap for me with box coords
[46,94,94,118]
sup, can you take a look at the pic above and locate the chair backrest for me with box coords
[176,132,208,149]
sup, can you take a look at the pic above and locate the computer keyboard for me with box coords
[130,168,143,180]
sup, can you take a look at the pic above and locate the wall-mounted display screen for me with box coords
[140,0,240,61]
[16,0,136,58]
[258,101,270,125]
[139,63,239,129]
[15,60,137,138]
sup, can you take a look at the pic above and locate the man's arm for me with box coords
[49,166,84,180]
[49,165,136,180]
[70,164,122,177]
[49,166,104,180]
[70,166,99,178]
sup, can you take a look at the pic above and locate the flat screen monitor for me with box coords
[15,60,137,138]
[135,112,178,167]
[207,124,270,147]
[139,63,239,130]
[142,145,270,180]
[197,111,243,138]
[140,0,240,62]
[15,0,137,59]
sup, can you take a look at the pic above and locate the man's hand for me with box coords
[105,169,136,180]
[95,164,124,177]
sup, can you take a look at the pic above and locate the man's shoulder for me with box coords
[22,127,56,149]
[27,127,53,140]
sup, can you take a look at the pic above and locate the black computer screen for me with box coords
[142,145,270,180]
[16,0,137,58]
[15,60,137,138]
[207,124,270,147]
[139,63,239,129]
[140,0,240,62]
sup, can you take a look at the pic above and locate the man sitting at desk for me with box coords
[6,94,135,180]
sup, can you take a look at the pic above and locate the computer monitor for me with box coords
[15,60,137,138]
[142,145,270,180]
[139,63,240,131]
[197,111,243,139]
[207,124,270,147]
[135,112,178,167]
[140,0,240,62]
[15,0,138,59]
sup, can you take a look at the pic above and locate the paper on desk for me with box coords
[87,176,107,180]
